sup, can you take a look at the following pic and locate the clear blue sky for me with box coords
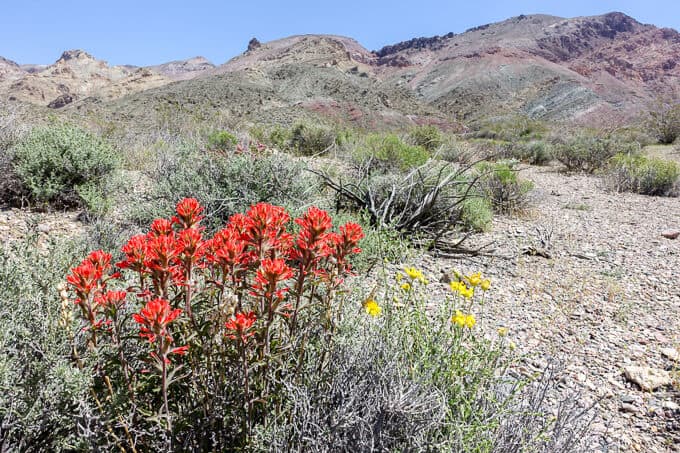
[1,0,678,66]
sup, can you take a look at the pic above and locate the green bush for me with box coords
[476,161,533,213]
[11,124,118,210]
[513,140,553,165]
[206,130,237,151]
[354,133,430,173]
[409,125,443,151]
[605,153,680,196]
[646,100,680,144]
[461,197,494,232]
[553,133,635,173]
[290,122,336,156]
[129,142,324,229]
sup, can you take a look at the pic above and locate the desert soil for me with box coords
[1,157,678,452]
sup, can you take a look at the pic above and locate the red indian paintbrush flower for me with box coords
[133,298,182,343]
[225,311,257,342]
[149,218,174,237]
[172,197,204,230]
[116,234,149,272]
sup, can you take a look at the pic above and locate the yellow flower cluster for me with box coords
[402,267,428,285]
[451,310,476,329]
[449,280,474,299]
[364,299,382,317]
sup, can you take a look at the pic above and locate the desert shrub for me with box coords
[268,125,291,149]
[605,153,680,196]
[11,124,119,211]
[289,122,336,156]
[473,116,548,142]
[552,133,636,173]
[476,161,533,213]
[512,140,553,165]
[353,133,430,173]
[0,234,94,451]
[0,149,29,207]
[461,197,494,232]
[646,100,680,144]
[409,124,443,151]
[313,159,487,248]
[206,130,237,151]
[130,143,322,229]
[252,268,596,452]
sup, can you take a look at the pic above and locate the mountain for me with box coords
[1,12,679,126]
[373,12,680,121]
[148,56,215,81]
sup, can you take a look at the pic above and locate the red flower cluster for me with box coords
[224,311,257,343]
[66,250,121,332]
[67,198,363,364]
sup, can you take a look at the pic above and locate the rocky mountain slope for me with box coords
[1,12,679,126]
[373,12,680,121]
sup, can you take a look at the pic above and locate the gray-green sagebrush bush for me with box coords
[552,133,638,174]
[252,274,596,452]
[11,124,119,211]
[475,161,534,213]
[0,235,94,451]
[129,142,324,229]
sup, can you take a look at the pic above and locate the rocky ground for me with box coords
[397,162,680,452]
[1,155,678,451]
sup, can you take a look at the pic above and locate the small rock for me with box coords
[660,347,679,361]
[661,229,680,239]
[624,366,672,391]
[662,400,679,411]
[621,394,637,404]
[37,224,51,233]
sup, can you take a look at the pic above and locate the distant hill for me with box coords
[2,12,679,129]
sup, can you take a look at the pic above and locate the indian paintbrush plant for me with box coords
[63,198,363,450]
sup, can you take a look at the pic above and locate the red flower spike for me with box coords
[132,298,182,343]
[149,218,174,237]
[170,345,189,356]
[225,311,257,342]
[95,290,127,312]
[255,258,294,286]
[172,198,204,229]
[117,234,149,272]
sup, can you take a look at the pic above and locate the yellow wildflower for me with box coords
[364,299,382,317]
[497,327,508,337]
[400,282,412,292]
[480,279,491,291]
[403,266,428,284]
[508,341,517,351]
[395,272,403,283]
[451,310,476,329]
[466,272,482,287]
[449,281,463,293]
[459,284,474,299]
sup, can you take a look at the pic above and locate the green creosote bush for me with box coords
[128,141,324,230]
[289,122,337,156]
[605,153,680,196]
[552,132,637,174]
[460,197,494,232]
[11,124,119,212]
[646,100,680,144]
[353,133,430,173]
[409,124,444,151]
[206,130,238,152]
[476,160,533,213]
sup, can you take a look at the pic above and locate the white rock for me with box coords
[623,366,672,391]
